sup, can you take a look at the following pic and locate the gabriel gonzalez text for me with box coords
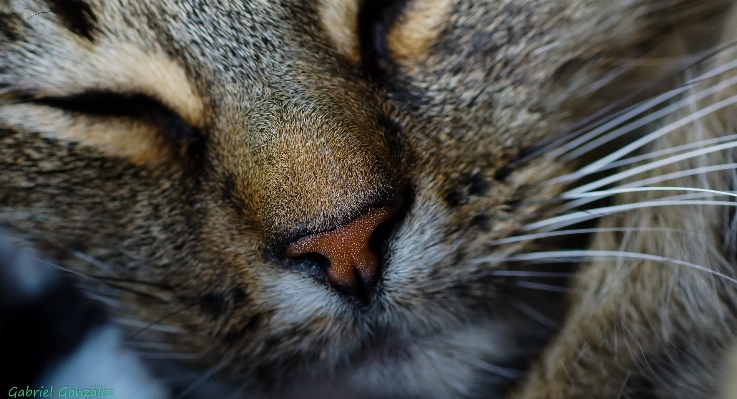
[8,386,115,397]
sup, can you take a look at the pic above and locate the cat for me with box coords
[1,0,736,398]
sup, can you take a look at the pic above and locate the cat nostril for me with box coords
[285,206,397,294]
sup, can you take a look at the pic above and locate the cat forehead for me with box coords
[0,1,365,121]
[3,1,342,71]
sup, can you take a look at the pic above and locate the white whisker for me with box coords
[127,341,177,351]
[174,355,234,399]
[561,74,737,161]
[85,293,122,309]
[489,270,576,278]
[514,301,561,330]
[544,56,737,160]
[70,249,111,271]
[564,141,737,195]
[112,317,187,334]
[560,187,737,209]
[601,134,737,171]
[518,101,649,166]
[524,200,737,232]
[515,280,575,293]
[562,163,737,209]
[135,352,200,361]
[490,227,705,245]
[647,192,726,201]
[546,93,683,160]
[582,62,634,96]
[539,107,635,154]
[551,96,737,187]
[687,50,737,83]
[473,250,737,285]
[31,257,97,280]
[469,359,523,380]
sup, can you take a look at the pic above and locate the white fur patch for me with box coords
[39,327,169,399]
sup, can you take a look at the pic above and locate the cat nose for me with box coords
[285,206,396,294]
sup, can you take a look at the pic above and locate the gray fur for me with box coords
[1,0,736,398]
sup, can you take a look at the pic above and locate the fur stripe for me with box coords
[43,0,97,41]
[318,0,362,64]
[385,0,452,64]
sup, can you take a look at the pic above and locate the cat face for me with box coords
[0,0,728,396]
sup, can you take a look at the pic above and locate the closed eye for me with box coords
[357,0,410,78]
[31,91,203,145]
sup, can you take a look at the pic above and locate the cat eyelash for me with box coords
[31,91,203,143]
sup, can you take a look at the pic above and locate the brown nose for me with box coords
[285,206,396,291]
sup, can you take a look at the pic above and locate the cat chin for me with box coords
[270,321,516,399]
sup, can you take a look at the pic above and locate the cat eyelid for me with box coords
[356,0,410,76]
[28,91,203,145]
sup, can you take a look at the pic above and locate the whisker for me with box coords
[643,192,726,201]
[173,355,234,399]
[135,352,200,361]
[520,41,737,167]
[523,200,737,232]
[473,250,737,285]
[129,306,189,340]
[69,249,110,271]
[29,256,169,302]
[70,250,173,289]
[564,141,737,195]
[5,230,170,288]
[31,256,98,281]
[562,163,737,209]
[515,104,642,167]
[3,9,53,38]
[489,270,576,278]
[561,186,737,207]
[515,280,575,293]
[513,301,561,330]
[553,84,702,160]
[551,95,737,188]
[582,60,636,97]
[490,227,706,245]
[470,358,524,380]
[127,341,177,351]
[112,317,187,335]
[617,371,633,399]
[564,74,737,161]
[616,163,737,189]
[84,292,122,309]
[94,276,173,289]
[600,134,737,171]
